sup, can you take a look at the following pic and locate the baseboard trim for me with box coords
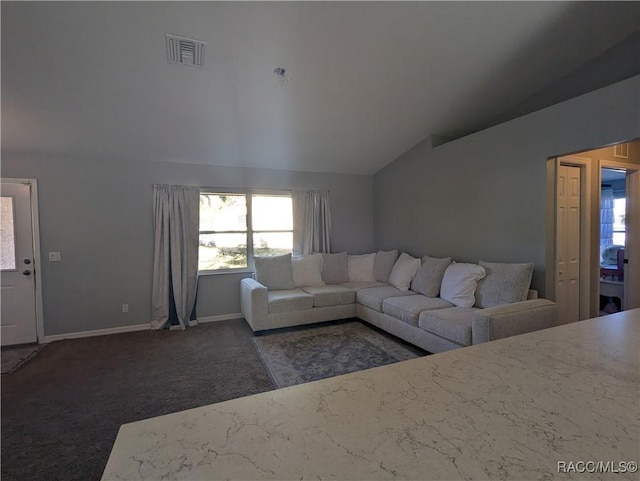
[197,313,243,323]
[43,324,149,343]
[43,314,244,343]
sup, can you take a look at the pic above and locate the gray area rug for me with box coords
[1,344,44,374]
[252,321,424,388]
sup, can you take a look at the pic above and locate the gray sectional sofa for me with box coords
[240,251,558,354]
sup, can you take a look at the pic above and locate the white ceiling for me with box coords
[2,2,639,175]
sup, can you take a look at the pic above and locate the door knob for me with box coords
[24,259,31,265]
[23,270,32,276]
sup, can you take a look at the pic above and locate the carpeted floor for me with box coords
[1,344,45,374]
[1,317,425,481]
[0,319,274,481]
[253,320,424,388]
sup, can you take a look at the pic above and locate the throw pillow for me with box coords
[292,254,325,288]
[321,252,349,285]
[388,253,421,291]
[347,253,376,282]
[374,249,399,283]
[475,261,534,308]
[254,253,295,290]
[440,262,486,308]
[411,256,452,297]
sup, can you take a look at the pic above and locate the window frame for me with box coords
[198,189,293,275]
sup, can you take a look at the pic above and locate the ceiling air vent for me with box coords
[166,34,206,68]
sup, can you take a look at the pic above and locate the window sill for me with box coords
[198,269,255,277]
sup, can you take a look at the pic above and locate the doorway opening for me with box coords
[546,140,639,324]
[598,168,626,315]
[0,179,44,345]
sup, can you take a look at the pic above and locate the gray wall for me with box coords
[374,76,640,296]
[0,154,374,336]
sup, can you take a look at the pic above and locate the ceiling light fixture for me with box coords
[273,67,288,86]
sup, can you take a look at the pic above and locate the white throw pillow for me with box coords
[292,254,325,288]
[388,253,421,291]
[348,253,376,282]
[440,262,486,308]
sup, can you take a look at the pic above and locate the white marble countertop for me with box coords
[102,310,639,480]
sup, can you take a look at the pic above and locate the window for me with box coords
[612,197,626,246]
[198,192,293,272]
[1,196,17,270]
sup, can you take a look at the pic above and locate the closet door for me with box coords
[556,165,581,324]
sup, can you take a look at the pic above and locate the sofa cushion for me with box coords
[321,252,349,285]
[340,281,385,290]
[475,261,534,308]
[418,307,481,346]
[301,285,356,307]
[348,253,376,282]
[411,256,452,297]
[388,253,421,291]
[292,254,325,288]
[357,286,417,312]
[440,262,486,308]
[255,254,295,290]
[267,289,314,314]
[374,250,398,283]
[383,296,453,326]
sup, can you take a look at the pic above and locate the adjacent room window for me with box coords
[198,192,293,272]
[612,197,626,246]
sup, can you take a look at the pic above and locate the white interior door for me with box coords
[1,182,38,346]
[624,169,639,309]
[556,165,581,324]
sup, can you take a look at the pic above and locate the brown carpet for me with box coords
[1,319,274,481]
[1,344,45,374]
[1,317,423,481]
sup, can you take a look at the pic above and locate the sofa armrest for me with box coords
[240,278,268,332]
[472,299,557,344]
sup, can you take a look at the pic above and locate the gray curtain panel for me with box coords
[292,190,332,255]
[151,185,200,330]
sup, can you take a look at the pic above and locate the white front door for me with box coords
[1,182,38,345]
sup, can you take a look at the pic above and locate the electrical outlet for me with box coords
[49,252,61,262]
[122,304,129,313]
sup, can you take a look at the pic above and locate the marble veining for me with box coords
[102,310,639,480]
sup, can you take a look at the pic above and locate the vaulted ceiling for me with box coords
[2,2,639,174]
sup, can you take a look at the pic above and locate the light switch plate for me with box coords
[49,252,61,262]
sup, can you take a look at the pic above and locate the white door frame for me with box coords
[1,178,45,343]
[599,162,640,310]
